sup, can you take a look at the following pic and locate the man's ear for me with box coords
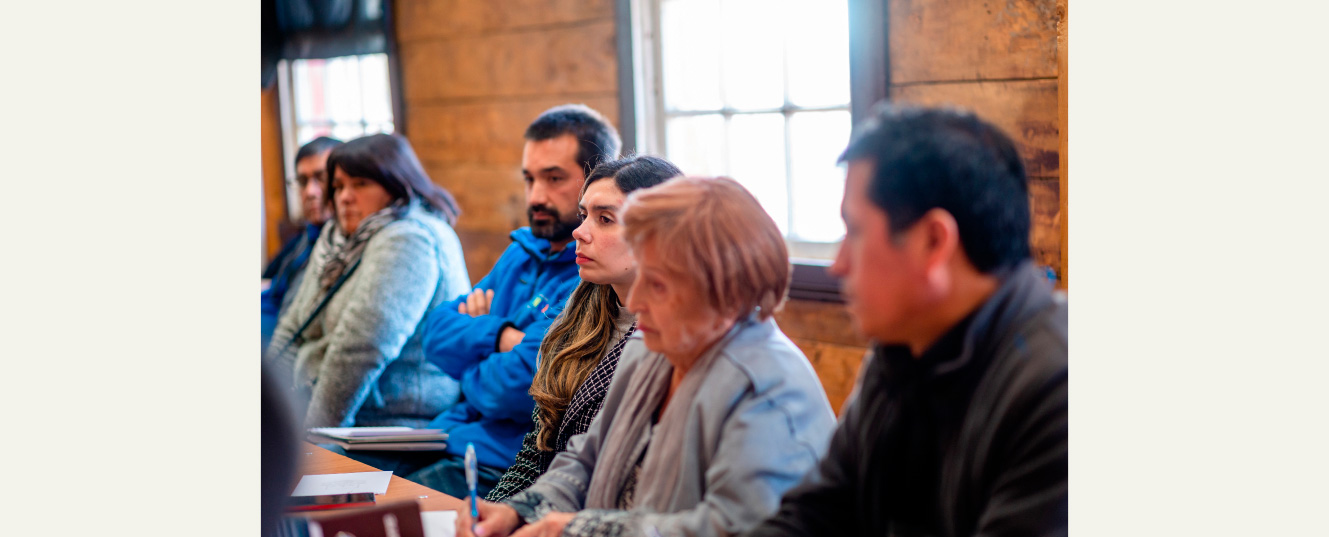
[915,208,961,294]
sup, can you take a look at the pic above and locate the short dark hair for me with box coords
[839,103,1031,273]
[294,136,342,169]
[525,104,622,178]
[583,154,683,198]
[324,134,462,226]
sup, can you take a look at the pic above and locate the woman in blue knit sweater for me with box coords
[266,134,471,428]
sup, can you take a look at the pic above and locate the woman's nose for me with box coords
[571,220,590,242]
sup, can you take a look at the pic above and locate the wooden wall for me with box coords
[889,0,1068,287]
[394,0,621,282]
[776,300,870,415]
[261,85,287,263]
[383,0,1065,414]
[254,0,1065,413]
[775,0,1069,413]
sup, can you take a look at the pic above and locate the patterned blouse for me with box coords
[486,312,636,502]
[505,445,648,537]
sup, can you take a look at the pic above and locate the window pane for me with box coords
[785,0,850,107]
[365,122,394,136]
[297,124,330,146]
[332,122,365,142]
[789,110,851,242]
[292,60,325,125]
[720,0,785,110]
[326,56,365,125]
[728,113,788,235]
[661,0,723,111]
[665,114,726,177]
[360,54,394,124]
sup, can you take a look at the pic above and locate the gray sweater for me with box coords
[267,204,471,428]
[509,317,837,537]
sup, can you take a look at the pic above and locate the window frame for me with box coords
[616,0,889,302]
[274,52,405,221]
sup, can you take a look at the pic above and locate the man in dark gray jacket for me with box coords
[745,104,1068,537]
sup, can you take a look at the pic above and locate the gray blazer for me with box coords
[517,317,837,537]
[268,204,471,428]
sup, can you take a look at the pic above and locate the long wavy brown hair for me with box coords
[529,155,681,451]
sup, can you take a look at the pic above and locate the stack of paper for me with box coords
[308,426,449,451]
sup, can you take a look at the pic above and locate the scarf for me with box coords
[583,317,748,511]
[317,198,408,292]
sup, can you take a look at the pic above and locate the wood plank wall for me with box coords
[1058,0,1068,289]
[261,85,288,263]
[779,0,1068,414]
[253,0,1064,413]
[889,0,1067,286]
[775,300,870,415]
[394,0,621,283]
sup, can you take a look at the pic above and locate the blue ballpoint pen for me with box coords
[465,442,480,524]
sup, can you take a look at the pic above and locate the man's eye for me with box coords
[577,212,588,222]
[600,215,613,225]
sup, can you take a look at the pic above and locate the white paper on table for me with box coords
[290,470,393,496]
[421,510,458,537]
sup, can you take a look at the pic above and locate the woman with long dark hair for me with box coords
[484,155,682,501]
[266,133,471,428]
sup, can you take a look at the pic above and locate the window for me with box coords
[630,0,853,261]
[276,53,396,220]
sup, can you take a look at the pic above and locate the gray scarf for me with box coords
[317,198,408,292]
[583,318,748,511]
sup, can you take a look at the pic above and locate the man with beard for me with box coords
[347,104,620,499]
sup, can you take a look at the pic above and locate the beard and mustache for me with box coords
[528,204,579,243]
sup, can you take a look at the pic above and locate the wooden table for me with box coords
[297,442,466,513]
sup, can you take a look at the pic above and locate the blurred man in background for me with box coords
[261,136,342,348]
[745,104,1068,537]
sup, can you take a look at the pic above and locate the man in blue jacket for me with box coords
[261,136,341,349]
[349,104,621,499]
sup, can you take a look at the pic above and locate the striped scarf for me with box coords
[317,198,408,292]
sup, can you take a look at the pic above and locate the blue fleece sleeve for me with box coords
[423,308,512,377]
[456,314,560,422]
[420,258,515,377]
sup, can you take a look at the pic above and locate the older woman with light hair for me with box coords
[460,176,836,537]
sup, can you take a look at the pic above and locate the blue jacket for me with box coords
[261,223,321,349]
[422,227,581,470]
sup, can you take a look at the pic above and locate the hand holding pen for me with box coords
[454,498,521,537]
[456,444,520,537]
[465,443,480,523]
